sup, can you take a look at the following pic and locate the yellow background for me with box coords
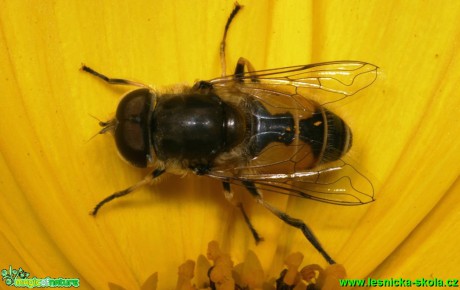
[1,0,459,289]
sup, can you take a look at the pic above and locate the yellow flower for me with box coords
[0,0,459,289]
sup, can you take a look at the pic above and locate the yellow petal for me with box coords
[1,0,459,289]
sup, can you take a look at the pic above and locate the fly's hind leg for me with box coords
[81,65,150,88]
[222,181,264,244]
[242,181,336,265]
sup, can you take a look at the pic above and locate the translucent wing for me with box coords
[207,159,375,205]
[209,61,378,105]
[206,61,377,205]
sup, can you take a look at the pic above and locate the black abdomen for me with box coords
[300,108,352,164]
[248,100,296,156]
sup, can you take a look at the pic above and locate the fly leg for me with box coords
[91,169,165,216]
[222,181,264,244]
[81,65,151,88]
[233,57,258,83]
[220,2,243,77]
[242,181,336,265]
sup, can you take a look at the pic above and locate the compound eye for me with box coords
[114,89,153,167]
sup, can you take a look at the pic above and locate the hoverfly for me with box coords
[82,3,377,265]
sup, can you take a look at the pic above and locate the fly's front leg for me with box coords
[242,181,336,265]
[91,168,165,216]
[81,65,150,88]
[222,181,264,244]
